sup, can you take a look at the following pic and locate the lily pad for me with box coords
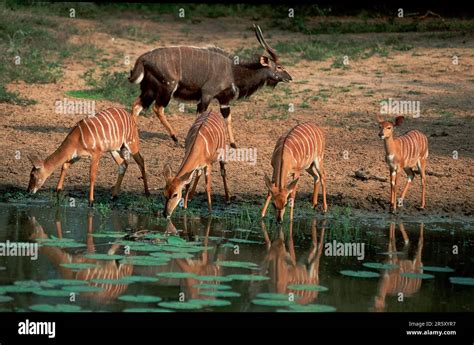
[192,283,232,290]
[287,284,329,292]
[199,290,241,298]
[158,301,204,310]
[33,289,73,297]
[91,232,127,238]
[118,295,162,303]
[30,304,82,312]
[84,254,123,260]
[421,266,455,273]
[123,308,173,312]
[195,275,233,282]
[449,277,474,286]
[62,285,103,293]
[0,285,38,294]
[284,304,336,312]
[340,270,380,278]
[120,256,168,266]
[216,261,259,269]
[400,273,434,279]
[167,236,187,245]
[37,239,85,248]
[0,295,13,303]
[256,293,293,300]
[90,279,131,285]
[188,299,231,307]
[142,233,166,240]
[60,263,98,270]
[228,238,262,245]
[120,276,159,283]
[252,299,296,307]
[45,279,88,286]
[227,274,269,281]
[156,272,197,279]
[362,262,399,270]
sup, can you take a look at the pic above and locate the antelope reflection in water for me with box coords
[27,211,133,303]
[163,216,224,300]
[261,219,325,304]
[373,222,424,312]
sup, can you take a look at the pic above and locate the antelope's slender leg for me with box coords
[219,161,231,204]
[389,169,396,211]
[419,159,427,209]
[111,151,128,199]
[86,211,95,253]
[319,161,328,213]
[152,104,177,143]
[188,170,201,200]
[88,154,101,207]
[131,97,143,118]
[392,170,402,212]
[204,165,212,213]
[261,192,272,218]
[132,152,150,197]
[307,164,320,208]
[56,162,72,193]
[220,105,236,149]
[399,167,414,205]
[289,173,300,222]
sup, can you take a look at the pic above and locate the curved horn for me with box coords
[253,24,278,62]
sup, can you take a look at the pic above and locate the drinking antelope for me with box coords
[27,107,150,206]
[128,25,291,148]
[162,110,230,218]
[262,122,327,222]
[377,115,428,212]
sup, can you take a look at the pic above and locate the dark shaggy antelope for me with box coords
[162,110,230,218]
[377,115,428,212]
[27,107,149,206]
[129,25,291,148]
[262,122,327,222]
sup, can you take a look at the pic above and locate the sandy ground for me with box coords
[1,15,473,216]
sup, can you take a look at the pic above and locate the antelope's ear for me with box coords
[163,164,173,181]
[179,170,195,185]
[28,155,43,170]
[394,116,405,126]
[286,178,299,194]
[264,174,273,191]
[259,56,270,67]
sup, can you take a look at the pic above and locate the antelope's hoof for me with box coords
[88,201,94,208]
[230,142,237,149]
[110,195,118,201]
[144,192,151,198]
[171,135,178,143]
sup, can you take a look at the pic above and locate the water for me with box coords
[0,203,473,312]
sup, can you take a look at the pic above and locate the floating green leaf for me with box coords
[340,270,380,278]
[156,272,197,279]
[33,289,73,297]
[421,266,455,273]
[158,301,204,310]
[449,277,474,286]
[256,293,293,300]
[227,274,269,281]
[142,233,166,240]
[30,304,82,312]
[362,262,399,270]
[120,256,168,266]
[118,295,162,303]
[0,295,13,303]
[84,254,123,260]
[62,285,103,293]
[252,299,296,307]
[287,284,329,292]
[195,275,233,282]
[217,261,259,269]
[91,232,127,238]
[400,273,434,279]
[199,290,240,298]
[123,308,173,312]
[192,283,232,290]
[228,238,262,245]
[284,304,336,312]
[90,279,131,285]
[45,279,88,286]
[188,299,231,307]
[120,276,159,283]
[60,263,98,270]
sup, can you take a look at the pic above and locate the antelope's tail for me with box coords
[128,58,145,84]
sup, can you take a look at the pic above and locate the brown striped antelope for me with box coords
[27,107,150,206]
[162,110,230,218]
[377,115,428,212]
[261,122,327,222]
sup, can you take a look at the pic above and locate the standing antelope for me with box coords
[262,122,327,222]
[27,107,150,206]
[377,115,428,212]
[162,110,230,218]
[128,25,291,148]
